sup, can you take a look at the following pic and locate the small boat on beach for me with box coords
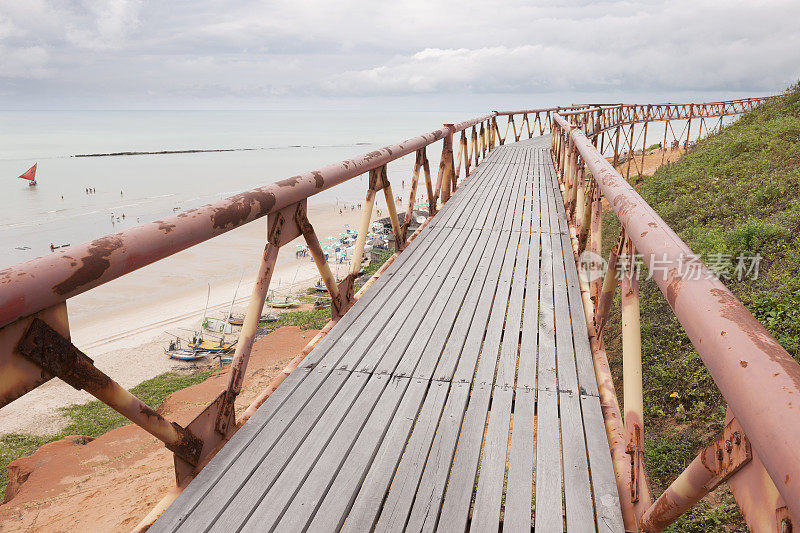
[313,298,331,310]
[17,163,38,187]
[227,314,244,326]
[203,317,233,334]
[188,337,237,353]
[164,338,208,361]
[266,291,298,308]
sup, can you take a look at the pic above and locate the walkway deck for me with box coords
[153,138,624,532]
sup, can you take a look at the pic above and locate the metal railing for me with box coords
[511,94,800,532]
[0,113,511,489]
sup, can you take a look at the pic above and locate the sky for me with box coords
[1,0,799,110]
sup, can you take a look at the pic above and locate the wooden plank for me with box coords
[504,387,536,530]
[304,376,420,531]
[371,381,450,532]
[471,385,514,531]
[533,389,563,531]
[401,382,471,532]
[494,225,529,388]
[334,378,430,532]
[359,161,510,377]
[438,221,524,530]
[581,395,625,533]
[361,226,487,375]
[516,231,540,390]
[537,226,556,393]
[559,231,599,396]
[435,383,491,532]
[552,231,579,394]
[560,389,596,531]
[171,368,351,531]
[242,371,386,529]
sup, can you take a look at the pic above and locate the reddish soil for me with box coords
[609,146,684,177]
[0,326,317,532]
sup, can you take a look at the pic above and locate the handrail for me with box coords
[550,106,800,530]
[0,116,489,330]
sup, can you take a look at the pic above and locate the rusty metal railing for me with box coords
[539,96,800,532]
[0,113,511,490]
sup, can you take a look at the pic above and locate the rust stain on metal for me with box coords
[140,404,161,419]
[710,287,800,389]
[154,221,176,234]
[277,176,302,187]
[364,150,383,162]
[16,318,112,391]
[211,190,276,230]
[740,360,749,368]
[612,195,637,218]
[165,421,203,466]
[52,236,124,295]
[666,271,683,308]
[311,171,324,189]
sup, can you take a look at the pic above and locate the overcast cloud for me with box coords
[1,0,798,109]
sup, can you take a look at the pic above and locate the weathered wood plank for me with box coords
[504,387,536,530]
[471,385,514,531]
[581,395,625,533]
[534,389,563,531]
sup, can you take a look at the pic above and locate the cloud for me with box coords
[0,0,798,107]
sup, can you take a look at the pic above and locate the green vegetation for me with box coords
[267,307,331,330]
[0,370,211,500]
[264,249,395,331]
[601,83,800,530]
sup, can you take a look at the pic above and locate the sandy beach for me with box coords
[0,197,399,435]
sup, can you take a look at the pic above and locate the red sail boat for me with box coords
[18,163,37,186]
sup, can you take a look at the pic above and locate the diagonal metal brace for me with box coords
[17,318,202,466]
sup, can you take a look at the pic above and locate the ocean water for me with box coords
[0,110,467,269]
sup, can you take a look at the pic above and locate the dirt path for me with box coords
[0,326,317,532]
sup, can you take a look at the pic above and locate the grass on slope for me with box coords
[601,83,800,531]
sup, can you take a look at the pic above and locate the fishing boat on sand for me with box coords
[164,338,208,361]
[266,291,298,308]
[313,298,331,310]
[17,163,38,187]
[228,313,278,325]
[188,337,237,353]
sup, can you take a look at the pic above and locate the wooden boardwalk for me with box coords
[153,139,624,532]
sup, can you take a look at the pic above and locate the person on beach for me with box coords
[50,243,55,251]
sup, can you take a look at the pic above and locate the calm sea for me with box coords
[0,110,462,269]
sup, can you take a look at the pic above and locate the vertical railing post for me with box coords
[639,105,650,177]
[351,184,377,277]
[621,237,653,520]
[589,184,602,302]
[438,125,456,204]
[471,125,479,167]
[402,149,423,239]
[685,104,694,151]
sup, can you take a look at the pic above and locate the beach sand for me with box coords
[0,198,397,435]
